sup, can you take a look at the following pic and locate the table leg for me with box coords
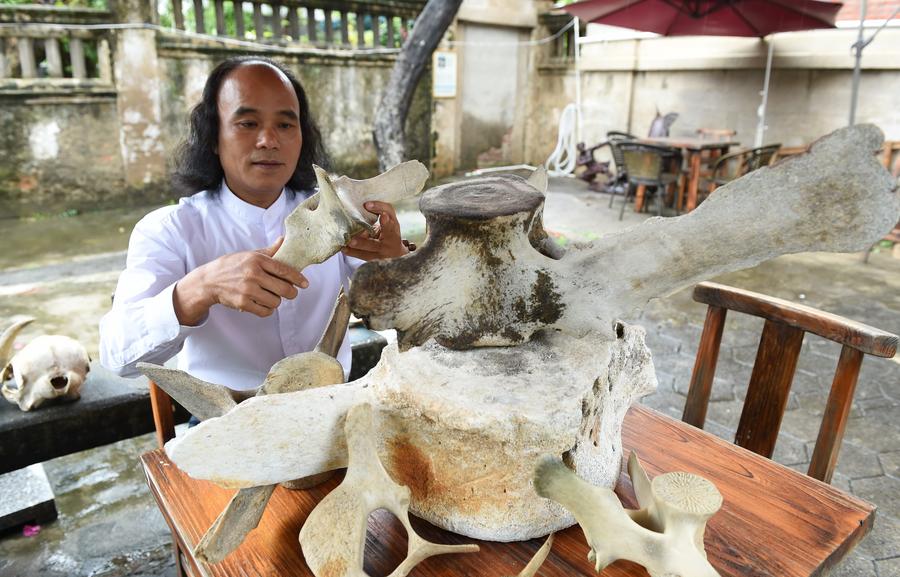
[687,153,701,212]
[635,184,646,212]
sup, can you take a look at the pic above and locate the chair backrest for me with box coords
[605,132,635,176]
[711,144,782,182]
[682,282,898,484]
[617,142,678,183]
[607,130,637,141]
[697,128,737,142]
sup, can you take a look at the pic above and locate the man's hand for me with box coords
[173,236,308,325]
[341,201,411,261]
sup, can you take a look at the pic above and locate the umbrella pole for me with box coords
[574,16,582,144]
[754,38,774,148]
[849,0,867,126]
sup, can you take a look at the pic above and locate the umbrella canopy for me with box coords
[561,0,842,146]
[563,0,842,38]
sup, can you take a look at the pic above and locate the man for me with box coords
[99,56,409,390]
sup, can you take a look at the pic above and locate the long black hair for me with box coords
[171,55,329,197]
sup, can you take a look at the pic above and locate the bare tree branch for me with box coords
[373,0,463,171]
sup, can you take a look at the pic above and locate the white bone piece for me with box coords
[299,403,479,577]
[504,533,554,577]
[534,452,723,577]
[140,291,351,563]
[350,124,900,350]
[1,319,91,412]
[273,161,429,270]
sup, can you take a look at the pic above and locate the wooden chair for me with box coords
[704,143,781,197]
[682,282,898,484]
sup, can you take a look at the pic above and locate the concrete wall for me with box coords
[0,3,431,219]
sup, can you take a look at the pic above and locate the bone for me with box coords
[313,289,351,358]
[350,124,899,350]
[137,364,238,421]
[534,452,722,577]
[504,533,554,577]
[0,317,34,370]
[273,161,429,270]
[298,403,479,577]
[3,328,91,412]
[194,484,276,563]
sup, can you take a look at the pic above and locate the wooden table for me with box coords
[640,137,739,213]
[141,405,874,577]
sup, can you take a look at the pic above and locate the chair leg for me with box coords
[618,187,631,220]
[656,186,663,217]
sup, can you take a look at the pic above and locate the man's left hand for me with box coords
[341,201,410,261]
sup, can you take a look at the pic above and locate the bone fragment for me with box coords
[313,289,351,358]
[534,452,722,577]
[350,124,900,349]
[299,403,479,577]
[273,161,429,270]
[138,364,238,420]
[504,533,554,577]
[194,484,276,563]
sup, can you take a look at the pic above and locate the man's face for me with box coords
[216,63,303,207]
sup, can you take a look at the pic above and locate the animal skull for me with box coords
[534,452,722,577]
[1,318,91,412]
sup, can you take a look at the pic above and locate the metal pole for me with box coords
[574,16,582,144]
[849,0,867,125]
[754,38,774,148]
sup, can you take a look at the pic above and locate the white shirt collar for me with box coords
[218,180,288,221]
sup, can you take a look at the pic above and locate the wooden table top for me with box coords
[141,405,874,577]
[641,136,739,151]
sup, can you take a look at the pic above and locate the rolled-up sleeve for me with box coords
[99,207,206,377]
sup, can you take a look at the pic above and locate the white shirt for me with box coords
[99,182,361,391]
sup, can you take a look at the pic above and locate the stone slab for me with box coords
[0,463,57,531]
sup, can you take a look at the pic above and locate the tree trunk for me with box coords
[373,0,463,172]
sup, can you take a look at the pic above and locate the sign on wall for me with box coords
[433,51,457,98]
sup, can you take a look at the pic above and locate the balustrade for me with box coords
[0,27,110,82]
[162,0,422,49]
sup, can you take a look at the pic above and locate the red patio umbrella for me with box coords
[561,0,843,145]
[562,0,842,37]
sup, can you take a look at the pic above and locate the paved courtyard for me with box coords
[0,175,897,576]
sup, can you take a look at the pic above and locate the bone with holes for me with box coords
[148,124,897,546]
[272,160,429,270]
[534,452,723,577]
[1,318,92,412]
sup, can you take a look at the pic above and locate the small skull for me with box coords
[2,335,91,411]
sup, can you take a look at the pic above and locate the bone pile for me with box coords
[141,124,899,576]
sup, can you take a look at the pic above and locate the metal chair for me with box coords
[706,143,781,196]
[604,131,637,207]
[682,282,898,484]
[616,141,681,220]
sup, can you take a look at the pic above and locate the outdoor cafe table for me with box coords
[140,405,874,577]
[639,136,739,213]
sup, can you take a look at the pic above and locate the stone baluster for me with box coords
[386,13,395,47]
[356,12,365,47]
[287,5,299,42]
[0,39,6,79]
[324,9,333,45]
[44,37,63,77]
[307,7,318,45]
[234,1,245,38]
[69,37,86,79]
[214,0,226,35]
[340,10,349,46]
[271,3,283,40]
[18,38,36,78]
[193,0,205,33]
[173,0,185,30]
[253,2,264,39]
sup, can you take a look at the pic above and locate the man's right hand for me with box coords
[173,236,308,326]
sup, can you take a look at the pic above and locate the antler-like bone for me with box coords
[140,292,351,563]
[0,318,34,370]
[299,403,479,577]
[350,124,899,350]
[273,161,429,270]
[534,452,722,577]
